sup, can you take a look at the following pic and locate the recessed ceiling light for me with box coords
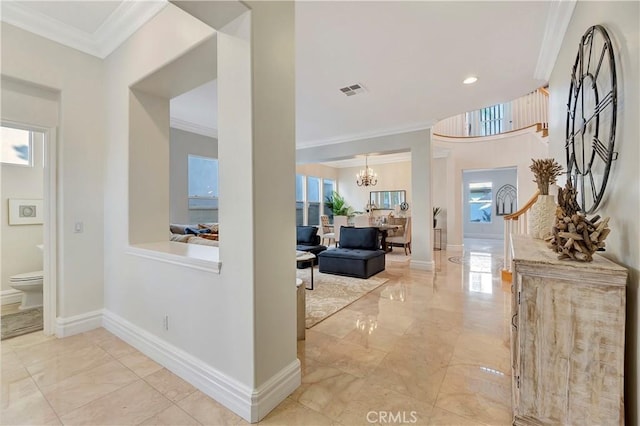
[463,76,478,85]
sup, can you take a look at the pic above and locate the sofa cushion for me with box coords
[296,244,326,256]
[188,236,219,247]
[296,226,319,244]
[170,234,192,243]
[319,248,383,261]
[339,227,379,250]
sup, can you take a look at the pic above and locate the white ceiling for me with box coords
[1,0,167,58]
[1,1,568,166]
[170,80,218,138]
[295,1,551,147]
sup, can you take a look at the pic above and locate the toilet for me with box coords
[10,271,43,310]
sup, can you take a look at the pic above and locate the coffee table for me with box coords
[296,251,316,290]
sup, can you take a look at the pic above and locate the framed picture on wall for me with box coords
[8,199,43,225]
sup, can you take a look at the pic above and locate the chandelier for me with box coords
[356,155,377,187]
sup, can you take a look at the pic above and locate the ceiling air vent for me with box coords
[339,83,366,96]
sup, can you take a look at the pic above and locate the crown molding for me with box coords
[322,152,412,168]
[320,147,449,169]
[170,117,218,139]
[296,120,435,149]
[95,1,168,58]
[533,0,577,81]
[0,1,167,59]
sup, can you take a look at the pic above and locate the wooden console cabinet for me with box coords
[510,236,627,425]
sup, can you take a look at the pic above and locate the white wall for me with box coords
[169,128,218,225]
[547,2,639,422]
[103,2,297,421]
[433,129,548,249]
[1,24,105,318]
[432,157,448,246]
[1,131,44,294]
[462,167,517,239]
[296,163,338,182]
[337,161,411,214]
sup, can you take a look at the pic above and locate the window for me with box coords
[188,155,218,223]
[469,182,492,223]
[480,104,504,136]
[307,176,320,226]
[1,126,32,166]
[295,175,334,226]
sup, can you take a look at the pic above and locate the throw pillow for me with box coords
[185,226,211,235]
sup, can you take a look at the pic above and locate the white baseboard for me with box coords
[1,289,22,305]
[55,309,104,337]
[409,259,435,271]
[252,360,301,421]
[103,309,300,423]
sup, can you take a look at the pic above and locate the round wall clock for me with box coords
[565,24,618,214]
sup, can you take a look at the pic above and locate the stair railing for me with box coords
[501,190,541,281]
[433,87,549,138]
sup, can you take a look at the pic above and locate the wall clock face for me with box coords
[566,25,617,214]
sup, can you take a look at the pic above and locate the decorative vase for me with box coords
[433,218,437,229]
[528,194,557,239]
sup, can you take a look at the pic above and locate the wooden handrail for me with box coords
[504,190,541,220]
[433,123,542,139]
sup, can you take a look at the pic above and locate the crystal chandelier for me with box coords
[356,155,377,187]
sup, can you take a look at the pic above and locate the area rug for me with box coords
[1,307,43,340]
[297,268,388,328]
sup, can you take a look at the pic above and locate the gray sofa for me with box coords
[296,226,327,266]
[318,227,385,279]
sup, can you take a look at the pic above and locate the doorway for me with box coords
[462,167,517,240]
[0,122,57,338]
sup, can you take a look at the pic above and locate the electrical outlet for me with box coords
[74,221,83,233]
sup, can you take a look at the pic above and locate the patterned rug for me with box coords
[297,268,388,328]
[1,307,43,340]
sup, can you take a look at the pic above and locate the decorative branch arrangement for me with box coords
[530,158,563,195]
[545,181,611,262]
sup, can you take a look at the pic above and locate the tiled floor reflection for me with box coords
[1,239,512,425]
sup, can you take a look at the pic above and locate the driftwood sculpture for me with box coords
[530,158,564,195]
[545,181,611,262]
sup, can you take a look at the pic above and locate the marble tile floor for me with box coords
[1,239,512,425]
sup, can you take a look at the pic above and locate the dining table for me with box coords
[373,224,403,252]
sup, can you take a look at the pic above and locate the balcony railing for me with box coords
[433,87,549,138]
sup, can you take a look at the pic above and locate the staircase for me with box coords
[501,190,541,282]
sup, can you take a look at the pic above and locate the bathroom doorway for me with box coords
[1,123,57,339]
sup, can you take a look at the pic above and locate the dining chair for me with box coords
[387,216,412,255]
[333,215,348,247]
[320,214,335,246]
